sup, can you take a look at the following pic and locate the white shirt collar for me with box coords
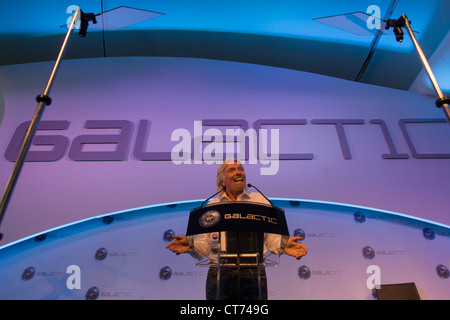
[218,189,251,202]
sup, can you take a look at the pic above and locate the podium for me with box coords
[186,201,289,300]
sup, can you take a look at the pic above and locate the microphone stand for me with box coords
[0,8,94,239]
[201,186,226,208]
[247,183,273,206]
[386,15,450,124]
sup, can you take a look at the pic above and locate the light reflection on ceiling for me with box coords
[0,0,449,96]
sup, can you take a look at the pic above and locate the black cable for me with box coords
[101,0,106,57]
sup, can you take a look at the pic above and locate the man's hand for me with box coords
[283,236,307,260]
[165,235,191,255]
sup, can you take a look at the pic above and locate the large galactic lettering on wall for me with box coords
[5,118,450,164]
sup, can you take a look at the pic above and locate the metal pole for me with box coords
[0,8,81,232]
[402,15,450,123]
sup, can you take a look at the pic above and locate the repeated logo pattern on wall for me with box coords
[0,199,448,300]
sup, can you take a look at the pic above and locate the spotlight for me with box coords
[393,25,404,42]
[79,10,97,37]
[386,16,406,43]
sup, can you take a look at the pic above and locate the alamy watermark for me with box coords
[366,5,381,30]
[66,264,81,290]
[171,121,280,175]
[366,264,381,290]
[66,5,81,29]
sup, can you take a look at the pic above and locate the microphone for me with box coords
[201,186,225,208]
[247,183,273,207]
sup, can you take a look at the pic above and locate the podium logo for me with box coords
[224,213,278,225]
[199,210,221,228]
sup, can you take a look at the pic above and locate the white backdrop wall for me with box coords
[0,57,449,299]
[0,199,448,300]
[0,57,449,244]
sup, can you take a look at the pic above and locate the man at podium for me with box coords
[166,160,307,300]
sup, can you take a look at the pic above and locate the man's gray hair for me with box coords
[215,158,246,193]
